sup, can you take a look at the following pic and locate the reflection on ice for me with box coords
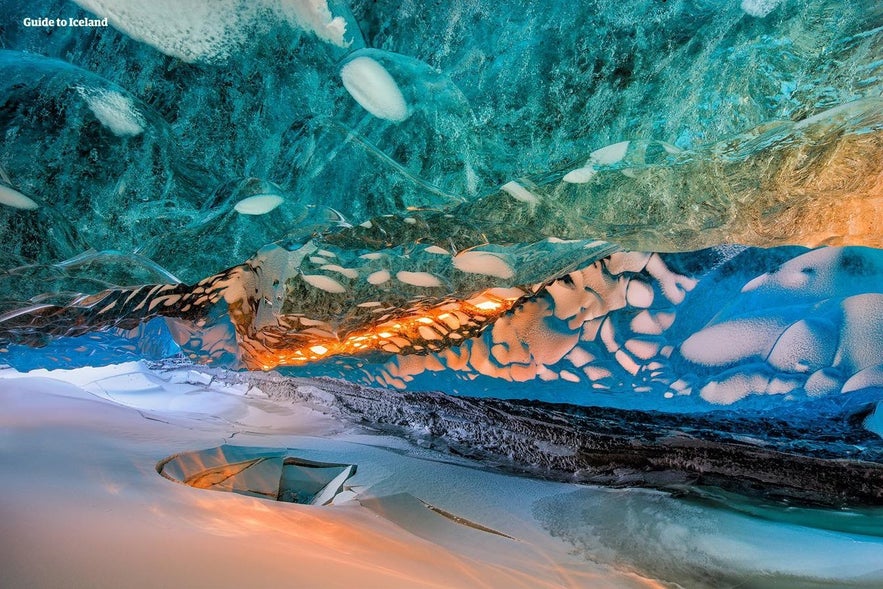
[536,488,883,588]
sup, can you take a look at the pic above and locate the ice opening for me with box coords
[158,445,357,505]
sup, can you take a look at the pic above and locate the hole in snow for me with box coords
[157,445,357,505]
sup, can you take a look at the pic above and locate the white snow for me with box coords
[767,318,835,374]
[681,317,790,367]
[559,369,581,383]
[741,247,841,297]
[277,0,351,47]
[804,368,841,397]
[699,372,771,404]
[624,338,660,360]
[841,364,883,394]
[626,279,654,308]
[562,165,596,184]
[396,271,443,288]
[563,141,631,184]
[501,181,540,204]
[0,363,661,588]
[366,269,391,285]
[837,294,883,374]
[645,253,696,304]
[590,141,630,165]
[74,0,257,62]
[630,310,664,335]
[301,273,347,293]
[74,0,354,62]
[319,264,358,279]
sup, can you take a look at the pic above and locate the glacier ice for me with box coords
[0,0,882,584]
[3,241,882,415]
[0,0,880,409]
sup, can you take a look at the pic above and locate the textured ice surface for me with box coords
[1,0,881,283]
[3,243,882,415]
[0,3,882,580]
[281,246,883,409]
[0,1,880,417]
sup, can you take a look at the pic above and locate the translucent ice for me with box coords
[0,0,881,427]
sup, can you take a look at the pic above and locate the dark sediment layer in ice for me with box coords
[205,367,883,508]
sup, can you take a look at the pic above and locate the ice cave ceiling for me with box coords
[0,0,881,415]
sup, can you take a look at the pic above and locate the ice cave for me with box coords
[1,0,882,587]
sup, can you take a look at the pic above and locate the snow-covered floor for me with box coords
[1,362,881,588]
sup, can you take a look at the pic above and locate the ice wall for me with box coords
[3,241,882,414]
[280,245,883,410]
[0,0,881,415]
[1,0,880,279]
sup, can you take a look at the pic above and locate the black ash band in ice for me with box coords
[209,370,883,508]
